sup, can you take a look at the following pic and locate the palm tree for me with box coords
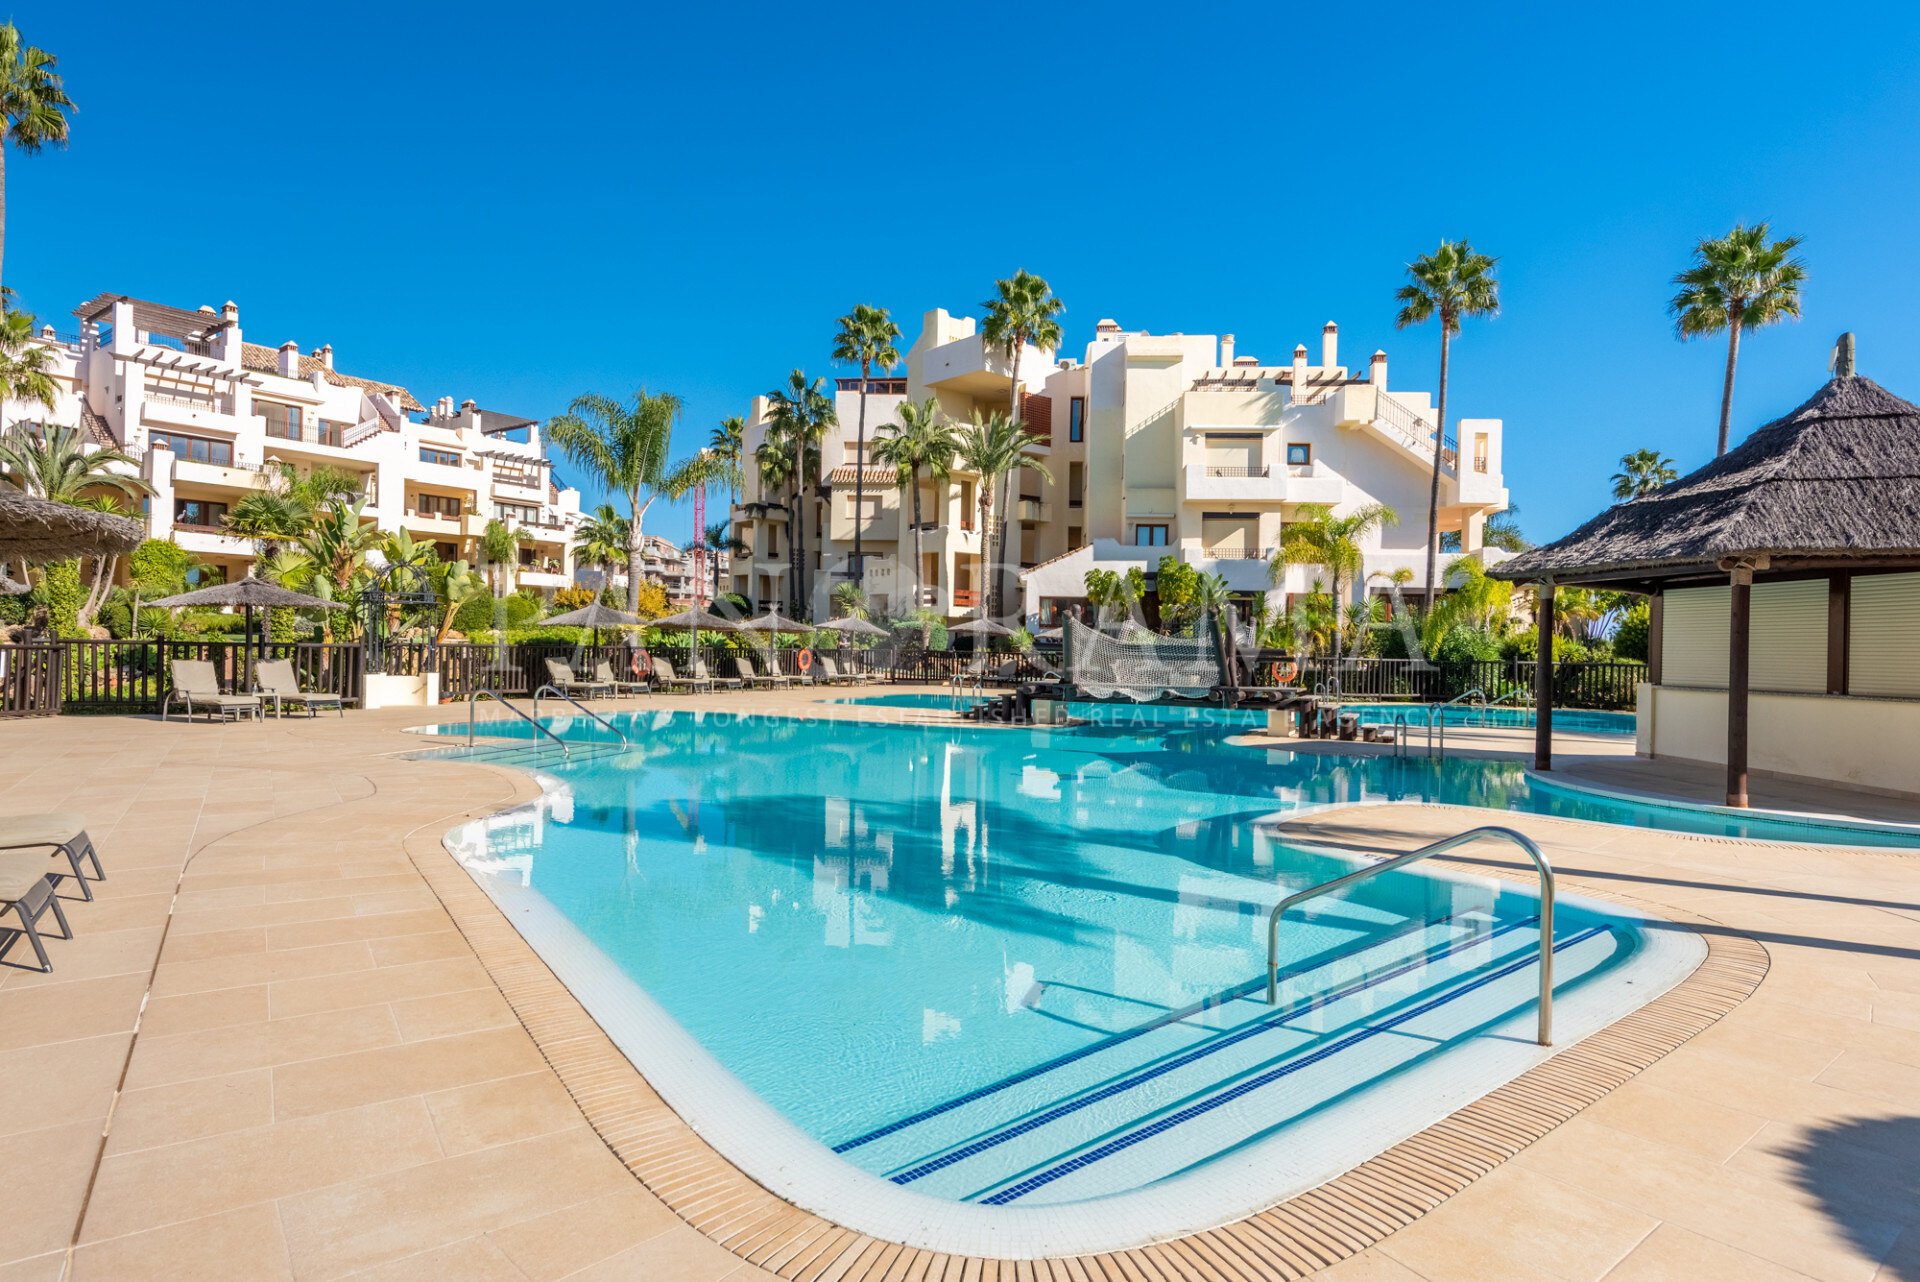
[1669,223,1808,457]
[224,461,362,560]
[1483,504,1530,553]
[0,422,146,506]
[546,389,684,612]
[0,310,56,428]
[761,371,834,617]
[954,409,1051,619]
[0,24,73,303]
[284,498,382,642]
[706,416,746,504]
[981,270,1064,424]
[1271,502,1397,671]
[690,521,744,605]
[572,503,630,592]
[869,397,959,612]
[477,517,532,594]
[1395,240,1500,613]
[831,305,903,588]
[1612,448,1679,501]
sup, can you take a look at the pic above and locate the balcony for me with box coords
[517,568,570,590]
[259,423,350,455]
[141,391,235,432]
[1182,463,1346,505]
[173,526,255,558]
[407,509,467,538]
[1016,496,1050,523]
[952,588,980,609]
[172,458,266,492]
[829,508,900,543]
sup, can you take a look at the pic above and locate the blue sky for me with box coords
[13,2,1920,550]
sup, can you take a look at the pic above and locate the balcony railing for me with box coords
[146,391,225,414]
[1204,546,1274,560]
[1204,465,1271,478]
[264,423,345,448]
[952,588,980,608]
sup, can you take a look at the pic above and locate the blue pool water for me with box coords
[424,701,1902,1231]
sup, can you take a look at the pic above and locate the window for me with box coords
[1134,523,1169,547]
[420,447,461,467]
[1068,462,1084,507]
[415,493,463,518]
[1068,396,1085,443]
[1286,443,1312,467]
[173,499,229,529]
[847,494,881,520]
[494,502,537,522]
[150,431,233,466]
[254,402,301,438]
[317,419,349,447]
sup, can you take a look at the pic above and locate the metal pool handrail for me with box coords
[531,683,631,747]
[467,689,570,757]
[1265,825,1556,1045]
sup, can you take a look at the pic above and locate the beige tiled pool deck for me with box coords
[1,688,1917,1281]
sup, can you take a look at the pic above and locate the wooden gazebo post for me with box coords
[1534,580,1555,770]
[1726,561,1753,807]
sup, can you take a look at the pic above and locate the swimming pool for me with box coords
[839,691,1636,736]
[429,708,1720,1253]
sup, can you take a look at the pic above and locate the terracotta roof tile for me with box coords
[239,342,425,412]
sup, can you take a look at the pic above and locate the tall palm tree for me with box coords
[1271,501,1397,671]
[546,389,684,612]
[754,429,803,616]
[1669,223,1808,457]
[1396,240,1500,613]
[831,304,903,587]
[954,409,1051,619]
[572,503,630,592]
[0,422,146,506]
[981,271,1063,618]
[869,397,959,612]
[1611,448,1679,501]
[0,310,57,428]
[477,517,532,594]
[0,24,73,303]
[762,370,834,617]
[706,416,746,504]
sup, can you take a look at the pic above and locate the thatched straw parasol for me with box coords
[741,609,811,634]
[651,606,740,632]
[541,599,644,646]
[0,491,144,562]
[818,615,889,639]
[150,576,343,688]
[948,617,1012,637]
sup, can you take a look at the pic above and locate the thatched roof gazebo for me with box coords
[0,492,145,562]
[1492,336,1920,805]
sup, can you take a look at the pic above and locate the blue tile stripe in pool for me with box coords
[977,924,1610,1206]
[833,911,1461,1156]
[890,916,1539,1186]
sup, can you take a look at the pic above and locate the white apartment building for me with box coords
[9,294,582,589]
[577,532,727,606]
[728,306,1511,624]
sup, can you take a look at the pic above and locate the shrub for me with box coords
[549,585,597,611]
[1502,627,1596,663]
[454,592,541,634]
[633,580,670,619]
[1433,626,1502,663]
[39,561,85,639]
[1612,602,1651,662]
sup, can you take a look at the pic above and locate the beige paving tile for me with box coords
[0,1253,64,1282]
[1816,1051,1920,1109]
[270,1026,546,1121]
[67,1203,292,1282]
[368,929,473,966]
[267,954,492,1019]
[125,1002,400,1089]
[344,1235,532,1281]
[137,983,271,1038]
[82,1096,443,1241]
[162,925,269,963]
[1308,1252,1434,1281]
[563,1223,763,1281]
[107,1068,275,1154]
[275,1129,636,1280]
[1602,1222,1826,1280]
[486,1188,683,1281]
[0,971,148,1051]
[1377,1165,1657,1281]
[150,939,375,998]
[424,1069,589,1155]
[265,908,452,952]
[0,1032,131,1139]
[1579,1081,1770,1163]
[390,985,517,1041]
[1,925,163,988]
[0,1119,104,1264]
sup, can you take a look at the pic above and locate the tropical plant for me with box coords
[1272,502,1397,669]
[0,23,74,302]
[1084,565,1146,629]
[1395,240,1500,611]
[690,521,744,605]
[981,270,1063,615]
[0,309,56,427]
[954,409,1051,619]
[571,503,630,587]
[706,416,746,503]
[832,304,902,587]
[432,559,486,642]
[0,422,146,507]
[831,580,869,620]
[476,517,532,594]
[1417,555,1513,656]
[546,389,685,611]
[283,499,382,641]
[1153,555,1205,635]
[223,461,362,559]
[760,370,834,617]
[1669,223,1808,457]
[869,397,959,613]
[1612,448,1679,501]
[1482,504,1530,553]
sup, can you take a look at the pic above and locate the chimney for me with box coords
[1832,332,1856,378]
[1321,322,1338,369]
[277,341,300,377]
[316,343,334,371]
[221,300,239,323]
[1370,350,1387,389]
[1219,334,1235,367]
[1292,344,1308,389]
[1095,318,1123,336]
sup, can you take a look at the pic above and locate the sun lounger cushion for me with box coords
[0,851,50,901]
[0,813,86,848]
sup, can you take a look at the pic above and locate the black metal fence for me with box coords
[54,640,365,714]
[0,646,61,717]
[1282,657,1644,710]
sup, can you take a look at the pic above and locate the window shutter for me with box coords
[1750,580,1828,694]
[1850,572,1920,697]
[1662,586,1730,688]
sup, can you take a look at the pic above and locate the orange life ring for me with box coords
[1271,660,1298,685]
[630,649,652,678]
[796,647,814,673]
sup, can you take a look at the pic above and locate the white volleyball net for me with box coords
[1064,616,1223,701]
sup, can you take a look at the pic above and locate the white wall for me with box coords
[1642,684,1920,798]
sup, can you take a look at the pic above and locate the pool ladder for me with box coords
[1264,825,1557,1045]
[532,684,631,748]
[466,689,571,757]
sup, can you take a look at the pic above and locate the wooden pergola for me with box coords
[1493,337,1920,807]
